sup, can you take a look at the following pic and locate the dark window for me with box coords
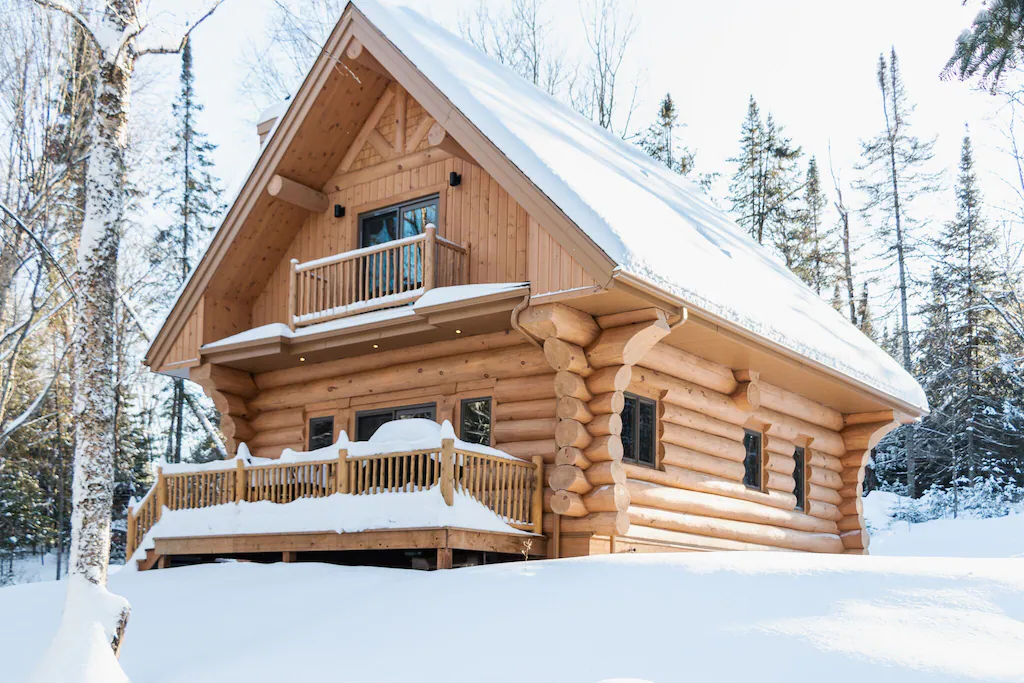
[355,403,437,441]
[359,195,439,248]
[743,430,762,489]
[793,446,806,511]
[460,398,492,446]
[308,416,335,451]
[622,393,657,466]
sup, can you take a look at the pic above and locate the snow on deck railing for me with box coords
[287,224,469,330]
[126,428,542,558]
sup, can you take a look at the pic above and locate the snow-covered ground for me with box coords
[2,553,1022,683]
[3,551,63,586]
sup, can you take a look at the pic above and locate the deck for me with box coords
[128,433,544,571]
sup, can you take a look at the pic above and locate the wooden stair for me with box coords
[136,547,163,572]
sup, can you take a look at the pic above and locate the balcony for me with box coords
[289,224,469,329]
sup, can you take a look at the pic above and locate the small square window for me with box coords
[460,397,492,446]
[622,393,656,466]
[308,416,334,451]
[743,429,762,490]
[793,446,806,511]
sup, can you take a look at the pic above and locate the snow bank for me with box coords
[4,554,1022,683]
[351,0,926,412]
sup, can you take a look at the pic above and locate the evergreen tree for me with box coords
[800,157,840,295]
[639,93,695,175]
[153,40,223,464]
[831,283,843,313]
[944,0,1024,92]
[857,282,874,340]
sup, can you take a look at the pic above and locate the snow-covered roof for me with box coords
[353,0,927,413]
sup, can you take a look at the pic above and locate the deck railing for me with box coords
[288,224,468,329]
[126,439,543,558]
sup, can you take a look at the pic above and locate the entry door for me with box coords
[355,403,437,441]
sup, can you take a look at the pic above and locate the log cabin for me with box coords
[131,0,928,570]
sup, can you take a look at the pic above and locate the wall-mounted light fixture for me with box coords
[334,204,345,218]
[449,172,462,187]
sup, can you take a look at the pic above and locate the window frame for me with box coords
[458,396,493,447]
[742,428,764,491]
[307,415,335,451]
[354,402,438,441]
[358,194,440,248]
[621,392,657,468]
[793,445,807,511]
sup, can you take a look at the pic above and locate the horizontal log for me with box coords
[658,423,745,462]
[658,402,745,442]
[495,439,556,461]
[493,418,556,443]
[622,522,790,552]
[554,371,592,401]
[223,417,254,444]
[634,369,750,425]
[627,505,843,553]
[625,480,838,534]
[806,499,843,522]
[267,174,329,213]
[556,396,593,423]
[250,427,304,449]
[560,512,630,536]
[640,343,737,395]
[623,462,798,510]
[810,450,843,473]
[841,528,868,551]
[493,373,556,403]
[551,491,588,517]
[731,382,761,413]
[808,483,842,506]
[555,446,590,469]
[586,365,632,395]
[544,337,590,375]
[548,465,591,494]
[758,381,844,432]
[555,419,592,449]
[809,466,843,490]
[193,363,258,398]
[256,332,527,390]
[765,470,795,494]
[838,497,861,517]
[585,461,626,486]
[754,407,846,457]
[587,413,622,437]
[250,445,287,460]
[764,435,798,457]
[660,446,745,481]
[250,408,304,432]
[595,307,669,330]
[765,453,796,476]
[584,435,623,463]
[589,391,624,415]
[518,303,600,346]
[494,398,556,421]
[253,346,549,411]
[584,484,631,513]
[585,318,670,368]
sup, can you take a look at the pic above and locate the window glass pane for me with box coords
[621,395,637,462]
[360,210,397,247]
[460,398,492,446]
[400,199,438,239]
[793,447,806,510]
[308,416,334,451]
[355,412,390,441]
[638,398,656,465]
[743,430,762,489]
[396,404,436,421]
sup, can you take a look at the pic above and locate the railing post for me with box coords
[235,457,247,503]
[424,224,437,291]
[462,242,471,285]
[288,258,299,331]
[440,437,454,506]
[531,455,544,535]
[156,466,167,521]
[126,504,136,558]
[337,448,349,494]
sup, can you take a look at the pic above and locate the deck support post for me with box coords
[552,514,561,559]
[155,467,167,522]
[424,224,437,291]
[288,258,299,331]
[235,457,247,503]
[531,456,544,535]
[441,437,455,505]
[337,448,350,494]
[436,547,453,570]
[282,551,297,563]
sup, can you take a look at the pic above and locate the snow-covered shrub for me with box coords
[881,476,1024,523]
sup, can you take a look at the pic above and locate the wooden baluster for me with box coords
[531,456,544,533]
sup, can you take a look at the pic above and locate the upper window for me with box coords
[622,393,656,467]
[793,446,807,511]
[460,397,492,446]
[359,195,439,248]
[743,429,762,490]
[355,403,437,441]
[308,416,335,451]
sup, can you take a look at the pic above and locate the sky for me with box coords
[159,0,1016,322]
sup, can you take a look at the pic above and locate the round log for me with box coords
[249,427,304,448]
[551,491,588,517]
[583,484,631,512]
[765,453,796,476]
[809,483,842,505]
[807,499,843,521]
[625,480,839,534]
[809,466,843,490]
[548,465,591,494]
[639,343,737,395]
[659,444,745,481]
[494,374,556,403]
[584,434,623,462]
[556,396,593,423]
[554,371,593,401]
[730,382,761,413]
[636,370,750,426]
[754,407,846,457]
[758,380,844,432]
[766,470,796,493]
[658,402,745,442]
[493,418,556,443]
[518,303,601,347]
[250,407,304,432]
[585,461,626,486]
[585,319,670,368]
[544,338,590,375]
[587,413,623,437]
[658,423,746,462]
[622,462,798,510]
[586,365,631,395]
[494,398,556,421]
[555,419,592,449]
[555,446,590,468]
[559,512,630,536]
[810,450,843,473]
[495,439,556,461]
[764,435,798,457]
[589,391,625,415]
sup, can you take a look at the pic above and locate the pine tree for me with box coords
[831,283,843,313]
[857,282,874,340]
[154,39,223,464]
[944,0,1024,92]
[800,157,840,295]
[639,93,695,175]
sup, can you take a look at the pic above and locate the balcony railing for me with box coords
[126,439,543,559]
[288,224,468,329]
